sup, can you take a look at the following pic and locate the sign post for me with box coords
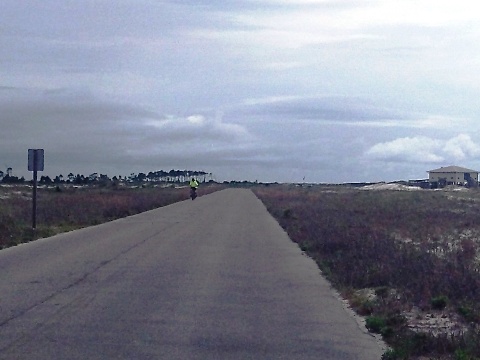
[28,149,44,230]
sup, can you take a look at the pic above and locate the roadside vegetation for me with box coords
[253,184,480,360]
[4,178,480,358]
[0,181,223,249]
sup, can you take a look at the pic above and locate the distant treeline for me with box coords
[0,169,213,185]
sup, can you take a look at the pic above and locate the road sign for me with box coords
[28,149,44,171]
[28,149,44,230]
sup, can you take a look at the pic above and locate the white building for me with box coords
[428,165,479,187]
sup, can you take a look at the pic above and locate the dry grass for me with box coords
[4,181,480,358]
[0,183,223,249]
[253,184,480,359]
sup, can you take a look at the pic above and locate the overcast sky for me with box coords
[2,0,480,183]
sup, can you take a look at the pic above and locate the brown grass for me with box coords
[0,183,223,249]
[4,181,480,357]
[253,184,480,359]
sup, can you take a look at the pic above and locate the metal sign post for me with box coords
[28,149,44,230]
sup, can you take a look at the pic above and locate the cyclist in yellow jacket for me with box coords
[189,178,199,200]
[189,178,199,189]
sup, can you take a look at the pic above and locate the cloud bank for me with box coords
[365,134,480,166]
[1,0,480,183]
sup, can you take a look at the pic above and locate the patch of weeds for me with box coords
[365,313,399,338]
[375,286,391,298]
[354,298,375,316]
[282,208,294,219]
[431,295,449,310]
[387,330,454,358]
[317,260,333,279]
[0,212,22,248]
[1,184,214,250]
[348,288,377,316]
[381,326,395,338]
[455,329,480,358]
[385,313,406,328]
[454,349,471,360]
[382,348,405,360]
[253,185,480,358]
[18,226,56,244]
[298,241,313,252]
[458,304,479,323]
[366,316,387,333]
[19,228,36,244]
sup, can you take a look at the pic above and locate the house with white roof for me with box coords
[428,166,479,187]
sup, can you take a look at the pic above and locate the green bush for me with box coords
[382,348,404,360]
[458,304,479,322]
[454,349,474,360]
[366,316,387,333]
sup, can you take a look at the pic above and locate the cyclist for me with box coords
[189,177,199,199]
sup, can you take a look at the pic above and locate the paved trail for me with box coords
[0,188,384,359]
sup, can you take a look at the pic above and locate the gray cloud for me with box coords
[2,1,480,183]
[0,88,261,179]
[234,96,408,122]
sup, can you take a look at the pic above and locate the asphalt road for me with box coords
[0,188,384,359]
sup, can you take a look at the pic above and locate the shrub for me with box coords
[431,295,448,310]
[382,348,403,360]
[454,349,470,360]
[282,208,293,218]
[366,316,387,333]
[458,304,479,322]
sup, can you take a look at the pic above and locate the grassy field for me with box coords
[253,183,480,359]
[0,182,223,249]
[3,182,480,358]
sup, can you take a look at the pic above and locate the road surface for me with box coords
[0,188,384,359]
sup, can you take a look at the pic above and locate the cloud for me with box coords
[261,61,305,71]
[144,114,251,144]
[364,134,480,164]
[192,0,480,52]
[236,95,408,122]
[0,87,259,177]
[2,1,480,183]
[235,96,474,134]
[192,6,380,50]
[444,134,480,160]
[365,136,443,163]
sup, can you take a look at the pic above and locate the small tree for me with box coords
[39,175,52,185]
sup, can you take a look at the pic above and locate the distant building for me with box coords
[428,165,479,187]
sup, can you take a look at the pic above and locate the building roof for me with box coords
[428,165,479,174]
